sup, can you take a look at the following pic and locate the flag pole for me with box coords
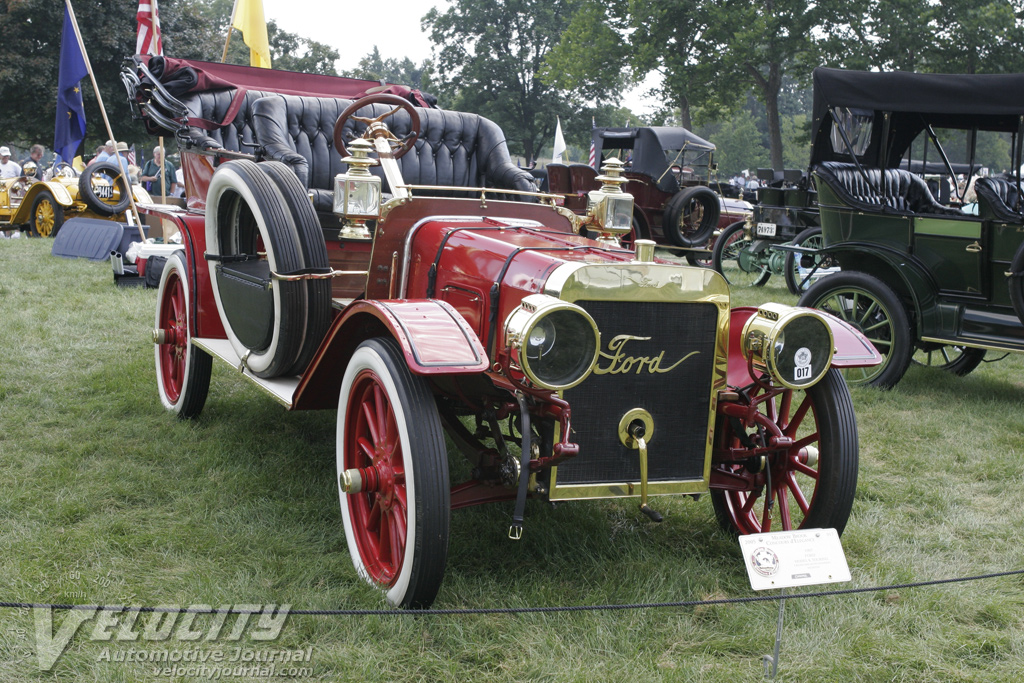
[222,0,239,62]
[64,0,146,242]
[159,136,167,201]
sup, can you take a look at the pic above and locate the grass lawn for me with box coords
[2,236,1024,682]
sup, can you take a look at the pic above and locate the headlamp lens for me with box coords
[772,316,831,387]
[525,308,597,388]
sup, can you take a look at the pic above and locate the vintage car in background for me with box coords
[124,56,880,609]
[0,161,151,237]
[712,168,839,294]
[546,127,748,263]
[796,67,1024,388]
[713,160,975,296]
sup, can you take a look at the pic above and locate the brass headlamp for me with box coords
[333,138,382,239]
[504,294,600,390]
[585,158,634,246]
[741,303,835,389]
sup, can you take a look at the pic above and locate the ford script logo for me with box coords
[593,334,698,375]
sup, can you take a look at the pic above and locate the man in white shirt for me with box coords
[0,147,22,178]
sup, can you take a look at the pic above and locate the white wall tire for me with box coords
[154,251,212,418]
[258,160,332,376]
[205,160,306,378]
[337,338,450,609]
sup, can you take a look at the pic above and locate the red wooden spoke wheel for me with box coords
[710,369,858,535]
[154,252,211,418]
[337,338,449,609]
[346,371,408,584]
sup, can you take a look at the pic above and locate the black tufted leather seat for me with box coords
[181,88,276,152]
[814,162,962,216]
[251,95,353,212]
[251,94,537,212]
[974,177,1023,223]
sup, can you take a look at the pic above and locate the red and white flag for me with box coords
[136,0,163,56]
[589,117,596,168]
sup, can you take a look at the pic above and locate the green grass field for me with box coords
[2,237,1024,682]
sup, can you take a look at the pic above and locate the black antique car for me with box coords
[711,167,837,294]
[797,67,1024,388]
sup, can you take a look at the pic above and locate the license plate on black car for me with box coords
[97,185,114,199]
[755,222,776,237]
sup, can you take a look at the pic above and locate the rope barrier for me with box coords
[3,568,1023,616]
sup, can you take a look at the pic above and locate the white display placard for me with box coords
[738,528,851,591]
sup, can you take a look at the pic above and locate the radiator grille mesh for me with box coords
[557,300,718,485]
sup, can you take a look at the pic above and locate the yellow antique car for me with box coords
[0,161,151,237]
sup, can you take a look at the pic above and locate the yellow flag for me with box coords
[231,0,272,69]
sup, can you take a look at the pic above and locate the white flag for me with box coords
[552,117,567,164]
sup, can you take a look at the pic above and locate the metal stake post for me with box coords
[762,588,787,679]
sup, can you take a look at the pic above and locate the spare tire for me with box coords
[78,162,132,216]
[662,185,720,248]
[258,160,332,376]
[1010,241,1024,324]
[206,159,311,379]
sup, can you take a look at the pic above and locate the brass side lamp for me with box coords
[585,158,635,246]
[333,138,382,240]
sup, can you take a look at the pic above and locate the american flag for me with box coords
[127,144,137,166]
[136,0,163,56]
[589,117,596,168]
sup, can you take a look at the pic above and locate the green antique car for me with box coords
[711,167,836,294]
[797,67,1024,388]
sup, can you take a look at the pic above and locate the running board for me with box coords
[192,338,300,408]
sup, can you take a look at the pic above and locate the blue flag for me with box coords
[54,7,89,163]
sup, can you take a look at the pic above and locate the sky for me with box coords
[264,0,439,70]
[260,0,658,115]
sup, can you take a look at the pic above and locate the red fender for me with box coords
[136,205,225,340]
[727,306,882,387]
[293,299,489,410]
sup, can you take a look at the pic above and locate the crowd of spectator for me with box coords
[0,141,181,197]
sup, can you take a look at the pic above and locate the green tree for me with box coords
[695,109,769,177]
[708,0,827,170]
[541,0,631,102]
[341,47,433,93]
[425,0,594,163]
[264,22,339,75]
[0,0,338,152]
[204,0,339,74]
[926,0,1024,74]
[817,0,1024,74]
[976,131,1012,173]
[813,0,934,71]
[547,0,825,169]
[544,0,732,130]
[780,114,811,169]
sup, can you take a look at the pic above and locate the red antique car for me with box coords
[124,57,879,608]
[545,127,751,263]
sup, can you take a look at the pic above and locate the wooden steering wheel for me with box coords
[332,93,421,160]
